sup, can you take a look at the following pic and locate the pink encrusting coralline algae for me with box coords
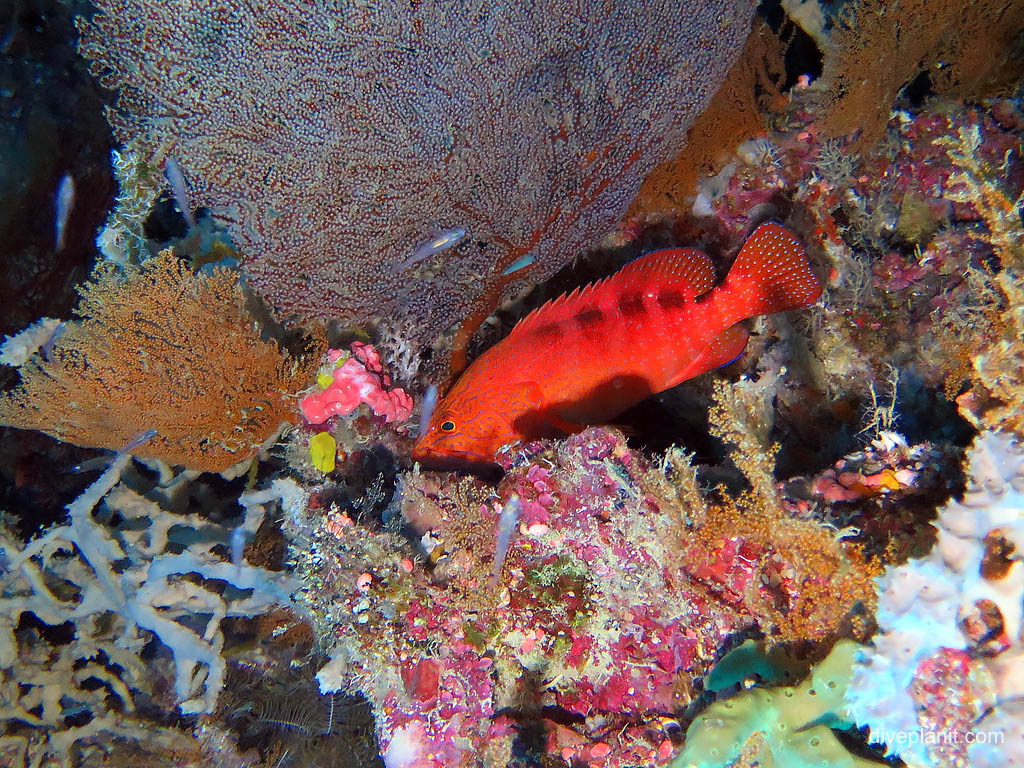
[300,342,413,425]
[291,427,874,767]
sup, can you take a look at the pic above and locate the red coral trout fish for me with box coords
[413,222,821,468]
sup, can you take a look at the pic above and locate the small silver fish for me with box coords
[392,227,467,273]
[230,525,247,568]
[489,494,520,587]
[164,156,197,229]
[54,174,75,252]
[417,384,438,439]
[70,428,158,473]
[501,253,534,275]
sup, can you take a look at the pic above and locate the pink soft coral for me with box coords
[300,342,413,424]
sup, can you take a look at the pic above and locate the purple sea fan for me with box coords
[78,0,758,346]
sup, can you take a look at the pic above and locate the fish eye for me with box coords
[440,420,455,432]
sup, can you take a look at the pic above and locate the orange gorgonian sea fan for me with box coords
[0,253,321,473]
[77,0,759,361]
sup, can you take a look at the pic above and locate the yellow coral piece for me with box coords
[875,468,902,491]
[316,372,334,389]
[309,432,337,473]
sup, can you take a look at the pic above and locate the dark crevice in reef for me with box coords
[757,0,824,90]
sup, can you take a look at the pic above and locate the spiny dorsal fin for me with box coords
[509,276,616,338]
[509,247,715,338]
[614,247,715,296]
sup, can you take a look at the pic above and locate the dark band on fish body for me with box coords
[656,290,686,311]
[617,292,646,317]
[574,308,605,328]
[534,323,563,342]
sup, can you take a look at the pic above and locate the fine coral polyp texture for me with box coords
[0,253,320,472]
[78,0,758,348]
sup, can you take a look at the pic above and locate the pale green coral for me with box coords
[674,640,884,768]
[703,639,806,694]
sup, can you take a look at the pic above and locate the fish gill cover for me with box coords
[76,0,759,349]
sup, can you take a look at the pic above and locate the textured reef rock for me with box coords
[779,428,962,563]
[77,0,758,345]
[288,428,875,767]
[3,2,1022,765]
[846,431,1024,768]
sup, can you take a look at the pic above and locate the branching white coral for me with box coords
[0,456,298,763]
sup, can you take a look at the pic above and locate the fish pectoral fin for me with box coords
[510,381,575,437]
[506,380,545,410]
[666,324,750,388]
[511,405,586,438]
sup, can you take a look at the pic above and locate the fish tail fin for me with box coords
[720,222,822,317]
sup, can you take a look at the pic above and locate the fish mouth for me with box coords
[411,445,499,474]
